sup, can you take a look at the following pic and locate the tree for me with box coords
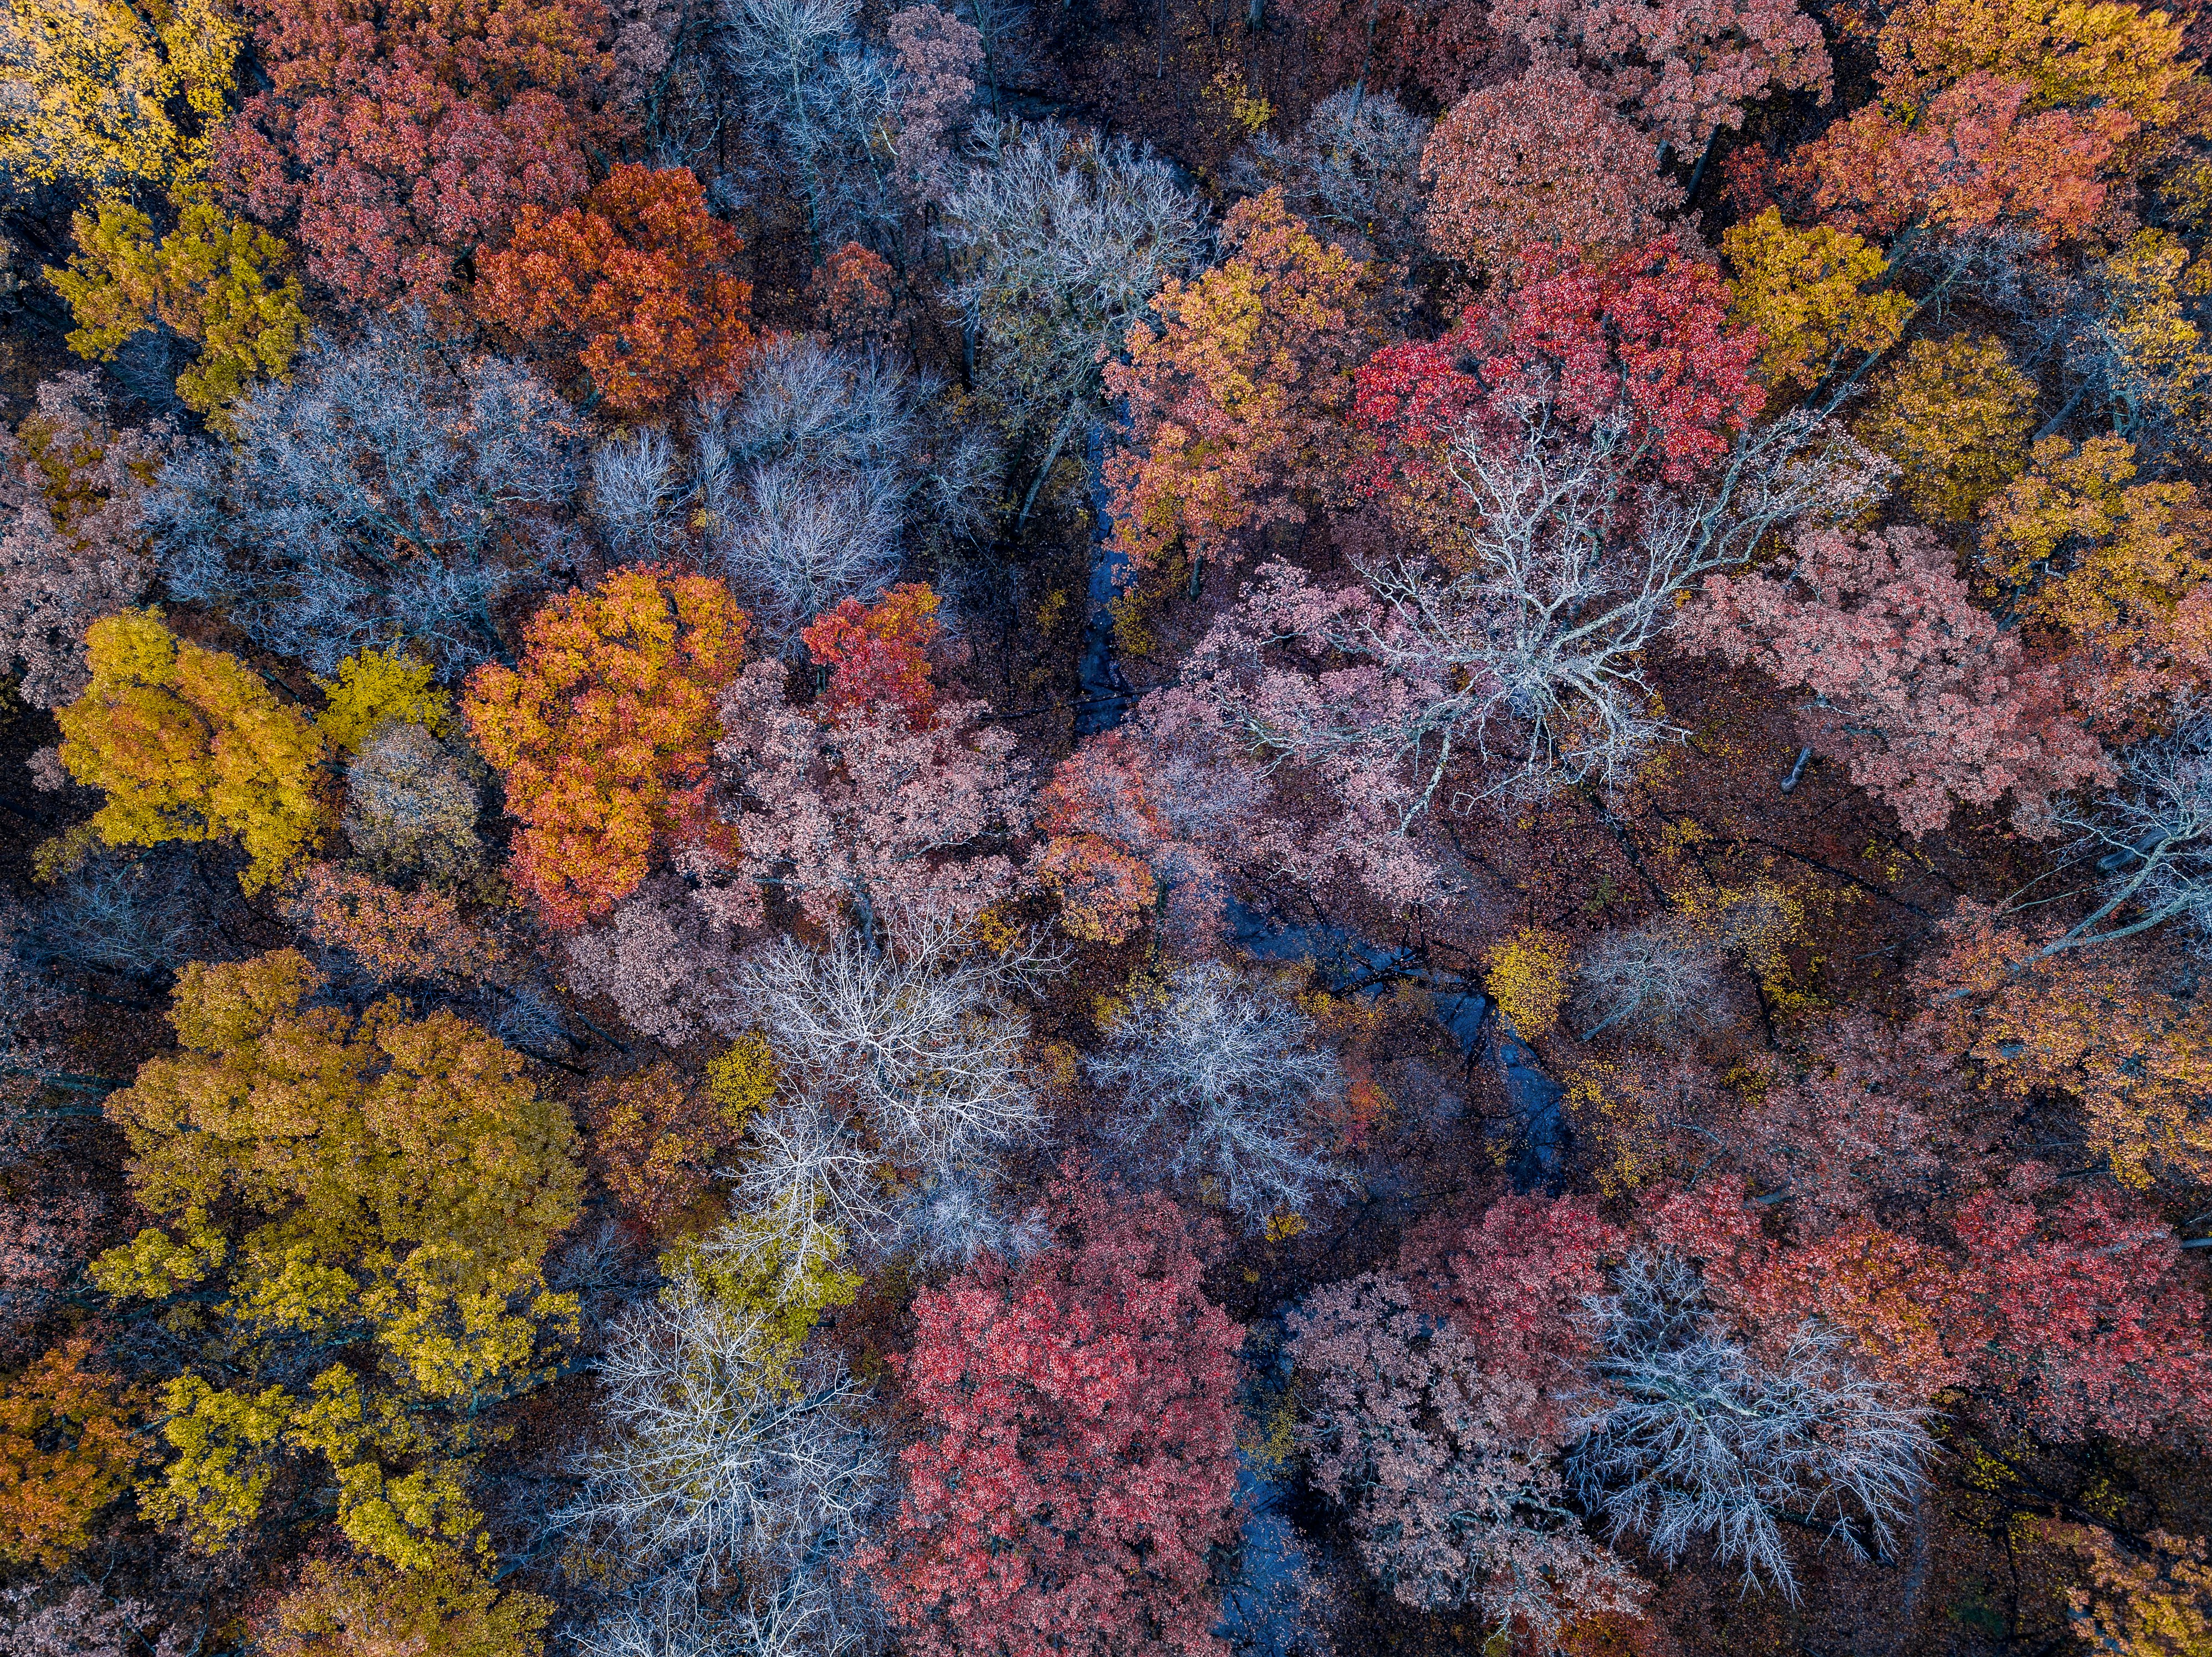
[1781,71,2134,244]
[288,866,488,988]
[695,657,1033,938]
[589,1058,760,1232]
[1086,961,1353,1229]
[259,1552,552,1657]
[91,949,583,1563]
[48,190,307,426]
[1039,686,1274,950]
[1488,0,1832,154]
[2044,1525,2212,1657]
[213,0,622,312]
[1854,335,2036,523]
[1421,69,1682,285]
[560,875,752,1045]
[341,720,489,892]
[1485,926,1574,1037]
[465,566,752,929]
[1230,89,1431,263]
[1568,1251,1934,1597]
[944,120,1204,477]
[0,0,239,201]
[0,372,172,709]
[1720,208,1913,394]
[55,610,328,893]
[0,1337,139,1568]
[1978,434,2211,640]
[1283,0,1492,107]
[476,165,758,417]
[1288,1272,1644,1648]
[733,918,1050,1182]
[557,1275,886,1612]
[1680,524,2111,835]
[800,582,941,729]
[152,320,592,676]
[1104,188,1378,581]
[876,1168,1242,1657]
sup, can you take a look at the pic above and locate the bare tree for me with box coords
[2035,711,2212,957]
[729,1092,896,1280]
[734,917,1056,1176]
[711,460,902,651]
[152,315,589,674]
[1085,960,1355,1228]
[594,426,687,558]
[561,1278,888,1587]
[1228,89,1429,262]
[1197,410,1891,812]
[1574,923,1728,1041]
[943,119,1203,497]
[1568,1251,1933,1598]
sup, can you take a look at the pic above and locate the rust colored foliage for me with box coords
[800,582,942,730]
[465,567,750,929]
[475,163,757,416]
[1355,235,1762,501]
[289,865,489,988]
[1490,0,1832,152]
[809,241,898,354]
[214,0,622,312]
[876,1166,1242,1657]
[1781,71,2134,243]
[1104,189,1377,578]
[587,1060,748,1232]
[1682,525,2111,836]
[0,1336,139,1569]
[1421,68,1683,285]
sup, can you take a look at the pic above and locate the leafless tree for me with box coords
[895,1166,1050,1270]
[152,316,589,673]
[1569,1251,1933,1598]
[729,1092,896,1279]
[2034,710,2212,957]
[561,1278,888,1587]
[342,720,488,890]
[943,119,1203,495]
[1085,960,1355,1228]
[1228,89,1429,261]
[711,461,902,650]
[734,917,1058,1177]
[595,426,687,558]
[1575,922,1728,1041]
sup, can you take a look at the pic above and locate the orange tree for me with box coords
[464,567,750,928]
[474,165,757,416]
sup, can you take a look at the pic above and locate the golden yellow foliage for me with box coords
[705,1032,780,1124]
[663,1208,861,1385]
[49,190,307,425]
[1856,335,2037,521]
[2043,1523,2212,1657]
[0,0,240,200]
[1483,925,1572,1038]
[93,949,583,1557]
[1876,0,2196,130]
[55,610,328,892]
[1979,434,2211,636]
[1723,208,1913,392]
[2092,230,2212,451]
[315,647,453,754]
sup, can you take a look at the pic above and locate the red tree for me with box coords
[800,583,942,730]
[877,1166,1243,1657]
[1354,235,1762,503]
[216,0,622,311]
[475,164,757,416]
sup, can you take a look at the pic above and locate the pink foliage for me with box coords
[878,1166,1242,1657]
[1422,68,1683,282]
[888,6,983,204]
[1397,1193,1624,1438]
[1040,687,1274,950]
[694,661,1032,935]
[1681,524,2111,835]
[1491,0,1832,152]
[1782,73,2133,243]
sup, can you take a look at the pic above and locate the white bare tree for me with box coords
[943,119,1203,510]
[734,917,1057,1178]
[1197,410,1892,811]
[728,1092,895,1282]
[1568,1251,1933,1598]
[594,426,686,558]
[561,1279,888,1587]
[2038,710,2212,957]
[712,461,902,649]
[1085,960,1355,1228]
[1229,88,1430,260]
[1574,922,1728,1041]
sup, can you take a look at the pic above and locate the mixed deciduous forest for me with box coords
[2,0,2212,1650]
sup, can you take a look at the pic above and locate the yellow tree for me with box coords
[48,190,307,426]
[259,1551,551,1657]
[1855,335,2037,521]
[91,949,584,1564]
[55,610,327,891]
[1722,208,1914,393]
[0,0,239,201]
